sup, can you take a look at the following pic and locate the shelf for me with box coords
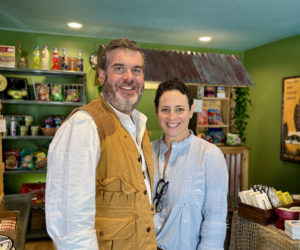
[4,169,47,174]
[201,97,230,101]
[0,67,85,78]
[197,124,229,128]
[3,135,53,140]
[1,99,84,106]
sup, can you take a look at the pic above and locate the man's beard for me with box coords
[102,80,144,114]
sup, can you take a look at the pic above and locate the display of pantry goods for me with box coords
[34,82,81,103]
[4,148,47,170]
[239,184,295,209]
[1,43,84,71]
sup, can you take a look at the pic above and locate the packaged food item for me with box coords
[44,116,55,128]
[19,149,35,170]
[4,149,20,170]
[51,84,64,101]
[34,150,47,169]
[0,45,15,67]
[44,115,64,128]
[65,88,80,102]
[226,133,241,146]
[208,109,223,125]
[35,83,50,101]
[20,182,46,205]
[208,128,225,144]
[54,116,63,128]
[197,109,209,125]
[216,86,226,98]
[204,86,216,97]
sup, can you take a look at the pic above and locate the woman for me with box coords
[152,79,228,250]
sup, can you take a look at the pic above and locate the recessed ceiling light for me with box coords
[67,22,83,29]
[198,36,212,42]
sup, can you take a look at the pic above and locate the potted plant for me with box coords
[232,87,252,143]
[16,40,28,68]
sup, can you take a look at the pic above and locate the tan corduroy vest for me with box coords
[70,95,157,250]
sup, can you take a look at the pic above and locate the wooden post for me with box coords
[0,100,4,202]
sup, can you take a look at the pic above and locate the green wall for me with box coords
[245,35,300,194]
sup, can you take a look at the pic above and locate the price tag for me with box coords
[193,99,203,113]
[0,119,6,132]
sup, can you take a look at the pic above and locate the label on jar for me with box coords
[0,119,6,132]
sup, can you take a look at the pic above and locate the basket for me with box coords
[41,127,57,136]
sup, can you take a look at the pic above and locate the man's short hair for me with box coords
[99,38,145,71]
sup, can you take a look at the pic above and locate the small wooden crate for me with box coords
[0,210,19,241]
[238,203,277,226]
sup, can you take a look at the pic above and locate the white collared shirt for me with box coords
[46,100,151,250]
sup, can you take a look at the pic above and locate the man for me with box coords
[46,38,157,250]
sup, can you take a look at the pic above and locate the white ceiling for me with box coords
[1,0,300,51]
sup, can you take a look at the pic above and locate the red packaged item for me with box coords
[20,182,45,205]
[197,109,209,125]
[4,149,20,170]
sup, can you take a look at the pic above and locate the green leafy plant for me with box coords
[232,87,252,143]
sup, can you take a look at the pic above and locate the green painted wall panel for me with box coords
[245,35,300,194]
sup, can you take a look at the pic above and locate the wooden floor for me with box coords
[25,239,55,250]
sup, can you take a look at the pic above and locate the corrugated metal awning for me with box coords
[143,49,254,87]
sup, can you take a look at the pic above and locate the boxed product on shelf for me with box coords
[204,86,216,97]
[0,45,15,68]
[217,86,226,98]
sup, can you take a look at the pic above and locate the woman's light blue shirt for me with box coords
[152,132,228,250]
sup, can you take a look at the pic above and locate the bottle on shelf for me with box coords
[69,57,76,71]
[41,46,50,70]
[10,117,17,136]
[77,49,83,71]
[61,48,68,70]
[33,46,40,69]
[52,47,59,70]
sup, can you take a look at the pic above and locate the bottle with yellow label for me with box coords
[33,45,40,69]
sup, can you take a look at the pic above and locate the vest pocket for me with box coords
[96,215,135,249]
[96,177,137,209]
